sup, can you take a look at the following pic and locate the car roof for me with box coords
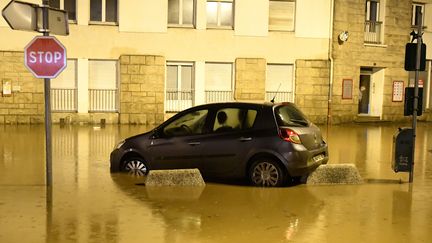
[190,101,293,110]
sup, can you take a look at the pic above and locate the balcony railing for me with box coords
[364,21,382,44]
[205,90,234,103]
[51,88,77,112]
[89,89,118,112]
[265,91,293,103]
[166,90,194,112]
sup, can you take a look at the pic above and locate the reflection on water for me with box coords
[0,123,432,242]
[319,123,432,181]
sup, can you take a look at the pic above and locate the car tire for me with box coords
[122,157,149,176]
[249,158,286,187]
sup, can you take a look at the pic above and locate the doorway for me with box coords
[358,73,371,114]
[358,67,384,117]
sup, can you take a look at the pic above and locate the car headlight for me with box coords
[114,140,125,150]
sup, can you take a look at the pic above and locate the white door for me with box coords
[370,68,385,117]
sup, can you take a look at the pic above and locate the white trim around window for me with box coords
[89,0,118,25]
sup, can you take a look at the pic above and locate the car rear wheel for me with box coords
[122,157,149,176]
[249,159,286,187]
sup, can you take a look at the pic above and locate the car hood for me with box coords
[126,130,153,143]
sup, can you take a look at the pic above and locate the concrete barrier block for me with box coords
[145,169,205,186]
[306,164,363,185]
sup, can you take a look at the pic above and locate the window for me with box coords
[364,0,383,44]
[366,0,379,22]
[166,62,194,112]
[269,0,295,31]
[51,59,77,111]
[275,104,309,127]
[49,0,76,22]
[212,108,257,132]
[266,64,294,102]
[88,60,118,112]
[206,0,233,28]
[163,109,208,136]
[90,0,118,24]
[168,0,195,26]
[205,63,234,103]
[412,3,425,27]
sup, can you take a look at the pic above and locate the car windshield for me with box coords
[274,104,309,127]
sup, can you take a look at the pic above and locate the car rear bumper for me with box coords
[282,144,329,177]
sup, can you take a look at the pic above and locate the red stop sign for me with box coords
[24,36,67,79]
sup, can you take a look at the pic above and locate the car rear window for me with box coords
[274,104,309,127]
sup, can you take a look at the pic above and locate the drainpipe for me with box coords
[327,0,335,126]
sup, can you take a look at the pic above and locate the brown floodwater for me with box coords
[1,122,432,242]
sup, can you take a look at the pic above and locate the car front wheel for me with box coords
[122,157,149,176]
[249,159,286,187]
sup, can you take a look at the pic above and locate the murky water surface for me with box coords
[1,123,432,242]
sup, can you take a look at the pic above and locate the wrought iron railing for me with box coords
[265,91,293,102]
[364,21,382,44]
[51,88,77,112]
[165,90,194,112]
[89,89,118,112]
[205,90,234,103]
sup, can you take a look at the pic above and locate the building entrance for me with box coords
[358,67,384,117]
[358,74,371,114]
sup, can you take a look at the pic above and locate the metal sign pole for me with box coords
[410,11,423,183]
[42,0,52,187]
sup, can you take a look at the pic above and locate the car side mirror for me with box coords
[151,128,162,139]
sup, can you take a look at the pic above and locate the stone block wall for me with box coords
[295,60,330,124]
[331,0,412,123]
[119,55,165,125]
[0,51,44,124]
[235,58,266,101]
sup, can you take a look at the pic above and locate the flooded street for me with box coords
[1,123,432,242]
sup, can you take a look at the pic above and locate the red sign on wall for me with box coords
[24,36,67,79]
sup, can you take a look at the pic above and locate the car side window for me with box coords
[163,109,209,137]
[212,108,257,132]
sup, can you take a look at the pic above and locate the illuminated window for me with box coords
[168,0,195,26]
[49,0,76,22]
[205,63,234,103]
[51,59,77,111]
[206,0,233,28]
[364,0,384,44]
[166,62,195,112]
[269,0,295,31]
[90,0,118,24]
[266,64,294,102]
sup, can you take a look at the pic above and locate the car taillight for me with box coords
[279,128,302,144]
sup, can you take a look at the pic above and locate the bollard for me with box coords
[145,169,205,186]
[306,164,363,185]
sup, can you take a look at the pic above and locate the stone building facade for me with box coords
[119,55,165,125]
[3,0,432,125]
[0,52,44,124]
[331,0,432,123]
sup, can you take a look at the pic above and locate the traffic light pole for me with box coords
[410,11,423,183]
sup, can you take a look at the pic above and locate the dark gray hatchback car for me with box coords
[110,102,328,187]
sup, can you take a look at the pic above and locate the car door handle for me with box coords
[239,137,252,142]
[188,142,201,146]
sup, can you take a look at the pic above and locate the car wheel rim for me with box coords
[124,160,147,176]
[252,162,279,186]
